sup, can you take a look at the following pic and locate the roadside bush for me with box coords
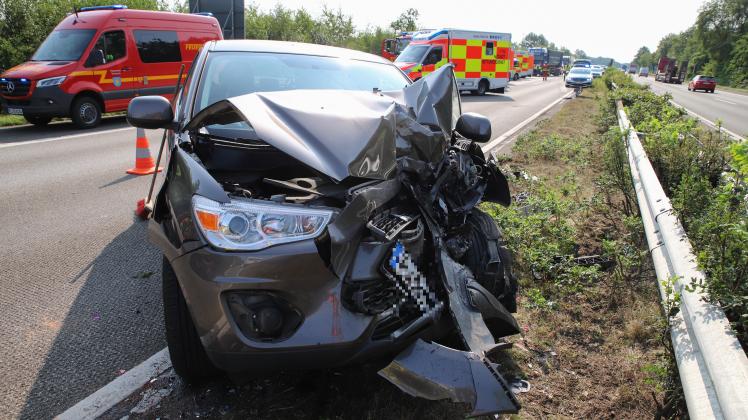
[598,70,748,348]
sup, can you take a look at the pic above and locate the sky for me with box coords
[245,0,708,63]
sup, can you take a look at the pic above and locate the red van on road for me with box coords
[0,5,222,128]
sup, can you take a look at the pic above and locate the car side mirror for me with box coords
[127,96,174,129]
[85,49,105,67]
[456,112,491,142]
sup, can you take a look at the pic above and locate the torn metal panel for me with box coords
[438,249,497,353]
[326,179,402,277]
[379,340,520,415]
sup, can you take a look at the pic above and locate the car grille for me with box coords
[572,78,587,82]
[0,78,32,97]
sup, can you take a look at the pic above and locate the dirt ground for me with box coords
[497,89,678,419]
[105,88,679,420]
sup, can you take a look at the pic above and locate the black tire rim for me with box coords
[79,102,98,125]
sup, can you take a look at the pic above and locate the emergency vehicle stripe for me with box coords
[69,71,180,85]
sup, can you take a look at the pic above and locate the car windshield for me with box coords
[570,68,591,75]
[32,29,96,61]
[395,45,429,63]
[194,52,411,133]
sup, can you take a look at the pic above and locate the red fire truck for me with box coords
[381,31,416,61]
[0,5,222,128]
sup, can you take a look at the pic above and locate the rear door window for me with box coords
[134,30,182,63]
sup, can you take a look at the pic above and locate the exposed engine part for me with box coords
[367,211,419,241]
[263,177,323,196]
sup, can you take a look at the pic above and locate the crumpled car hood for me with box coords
[184,65,460,182]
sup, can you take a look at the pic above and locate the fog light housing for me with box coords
[226,292,303,342]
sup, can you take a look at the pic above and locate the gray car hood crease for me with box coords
[184,65,460,182]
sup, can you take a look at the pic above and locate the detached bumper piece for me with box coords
[379,246,520,416]
[379,339,520,416]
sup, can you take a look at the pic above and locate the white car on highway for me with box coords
[565,67,593,87]
[590,65,603,78]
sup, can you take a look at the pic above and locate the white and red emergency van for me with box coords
[394,28,512,95]
[0,5,222,128]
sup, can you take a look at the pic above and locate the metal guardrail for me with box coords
[615,99,748,419]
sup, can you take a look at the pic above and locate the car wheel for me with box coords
[71,96,101,128]
[162,257,219,382]
[462,209,518,313]
[476,80,488,96]
[24,115,51,126]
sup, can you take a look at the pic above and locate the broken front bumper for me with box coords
[168,240,427,373]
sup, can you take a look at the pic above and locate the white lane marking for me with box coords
[0,126,133,149]
[714,97,737,105]
[669,99,744,141]
[55,348,171,420]
[482,89,573,154]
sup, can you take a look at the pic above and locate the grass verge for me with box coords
[0,114,25,127]
[484,83,685,418]
[717,85,748,95]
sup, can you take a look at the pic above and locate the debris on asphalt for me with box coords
[130,387,172,415]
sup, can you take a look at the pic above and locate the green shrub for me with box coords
[598,70,748,346]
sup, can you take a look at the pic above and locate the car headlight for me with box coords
[36,76,66,87]
[192,195,333,251]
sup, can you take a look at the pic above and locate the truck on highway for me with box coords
[0,5,222,128]
[395,28,512,95]
[547,50,563,76]
[528,47,547,76]
[655,57,689,84]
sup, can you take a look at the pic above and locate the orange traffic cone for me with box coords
[127,127,162,175]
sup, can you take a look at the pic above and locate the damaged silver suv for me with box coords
[127,40,521,416]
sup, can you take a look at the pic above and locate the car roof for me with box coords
[206,40,392,64]
[57,9,218,29]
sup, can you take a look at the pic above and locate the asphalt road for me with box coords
[0,75,568,419]
[636,75,748,137]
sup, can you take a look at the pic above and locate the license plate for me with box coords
[7,107,22,115]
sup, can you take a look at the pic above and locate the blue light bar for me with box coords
[80,5,128,11]
[193,12,213,17]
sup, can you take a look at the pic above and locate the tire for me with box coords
[71,96,102,128]
[476,80,488,96]
[513,73,519,81]
[24,115,51,126]
[462,209,518,313]
[162,257,219,382]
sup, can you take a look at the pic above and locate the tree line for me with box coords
[631,0,747,87]
[0,2,603,73]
